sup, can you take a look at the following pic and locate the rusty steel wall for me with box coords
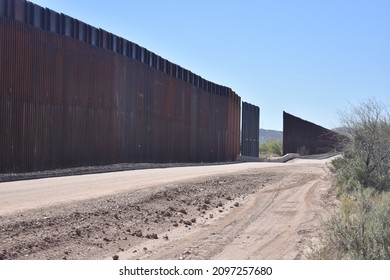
[241,102,259,157]
[283,111,344,155]
[0,0,241,173]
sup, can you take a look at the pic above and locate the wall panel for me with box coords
[283,111,345,155]
[0,0,240,173]
[241,102,260,157]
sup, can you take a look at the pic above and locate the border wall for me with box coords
[0,0,241,173]
[241,102,259,158]
[283,111,344,155]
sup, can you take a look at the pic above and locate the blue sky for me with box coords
[31,0,390,130]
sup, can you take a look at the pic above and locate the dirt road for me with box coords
[0,162,279,215]
[0,158,334,260]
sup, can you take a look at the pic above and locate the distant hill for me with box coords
[259,129,283,144]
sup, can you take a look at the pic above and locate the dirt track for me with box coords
[0,159,335,260]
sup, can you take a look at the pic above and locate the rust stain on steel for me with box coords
[241,102,260,158]
[0,0,240,173]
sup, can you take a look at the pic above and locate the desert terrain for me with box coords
[0,158,335,260]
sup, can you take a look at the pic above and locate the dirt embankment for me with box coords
[0,160,335,260]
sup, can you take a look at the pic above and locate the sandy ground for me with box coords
[0,158,335,260]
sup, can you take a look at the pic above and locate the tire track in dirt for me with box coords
[247,179,320,259]
[132,188,280,260]
[123,165,330,260]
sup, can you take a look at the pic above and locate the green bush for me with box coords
[317,99,390,260]
[259,140,283,156]
[328,153,367,196]
[329,99,390,194]
[320,189,390,259]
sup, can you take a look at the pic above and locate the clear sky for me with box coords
[30,0,390,131]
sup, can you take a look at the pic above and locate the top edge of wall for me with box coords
[0,0,238,100]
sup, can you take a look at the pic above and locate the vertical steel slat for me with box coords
[2,18,9,170]
[16,20,25,171]
[0,1,6,18]
[4,18,11,170]
[12,0,25,22]
[0,18,4,169]
[10,19,17,171]
[21,21,28,171]
[23,21,30,171]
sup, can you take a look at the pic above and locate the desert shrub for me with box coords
[317,99,390,260]
[259,140,283,156]
[329,99,390,194]
[328,153,367,196]
[320,189,390,259]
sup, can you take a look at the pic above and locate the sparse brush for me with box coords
[259,140,283,157]
[315,99,390,259]
[330,99,390,194]
[318,189,390,259]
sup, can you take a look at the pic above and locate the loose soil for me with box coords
[0,160,335,260]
